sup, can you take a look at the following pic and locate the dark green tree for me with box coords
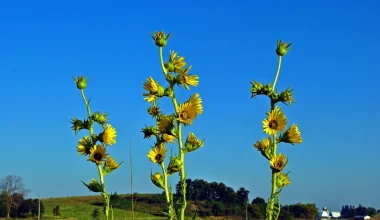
[53,205,61,217]
[92,207,100,220]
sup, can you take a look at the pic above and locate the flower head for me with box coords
[103,156,122,175]
[143,77,165,102]
[276,172,291,188]
[88,144,108,164]
[278,124,302,145]
[147,106,161,118]
[71,117,84,134]
[151,172,165,189]
[184,132,204,153]
[142,125,157,139]
[280,88,295,106]
[91,111,108,127]
[276,40,292,56]
[253,137,273,160]
[165,50,186,73]
[270,153,287,173]
[262,106,287,136]
[162,133,176,143]
[157,114,176,136]
[98,124,117,146]
[176,66,199,90]
[150,30,171,47]
[177,93,203,125]
[73,75,89,90]
[167,156,182,175]
[147,143,167,164]
[77,136,93,156]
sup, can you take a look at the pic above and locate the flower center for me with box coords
[181,111,189,120]
[269,120,278,129]
[155,154,162,163]
[94,153,103,161]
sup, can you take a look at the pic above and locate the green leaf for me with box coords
[80,178,103,193]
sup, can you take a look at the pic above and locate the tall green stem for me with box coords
[170,96,186,220]
[272,56,282,91]
[160,47,168,76]
[80,89,109,220]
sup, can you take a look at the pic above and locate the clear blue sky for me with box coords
[1,0,379,212]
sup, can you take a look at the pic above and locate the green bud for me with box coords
[157,85,165,97]
[164,86,174,98]
[82,119,92,130]
[165,62,175,73]
[91,111,108,127]
[263,83,273,93]
[276,40,292,56]
[71,117,83,134]
[151,171,165,189]
[150,31,171,47]
[167,156,182,175]
[147,106,161,118]
[81,179,103,193]
[73,75,89,90]
[141,125,157,139]
[270,91,279,101]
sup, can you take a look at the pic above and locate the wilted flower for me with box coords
[165,50,186,73]
[143,77,165,102]
[184,132,204,153]
[142,125,157,139]
[151,172,165,189]
[77,136,93,156]
[276,172,291,188]
[278,124,302,145]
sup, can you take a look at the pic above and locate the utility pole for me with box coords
[38,197,41,220]
[130,138,134,220]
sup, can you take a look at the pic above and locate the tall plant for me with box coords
[71,76,122,220]
[251,41,302,220]
[142,31,204,220]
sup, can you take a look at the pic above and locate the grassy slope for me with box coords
[41,194,163,220]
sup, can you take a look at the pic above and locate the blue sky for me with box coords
[1,0,379,212]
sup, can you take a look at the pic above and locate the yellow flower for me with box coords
[279,124,302,145]
[158,115,172,133]
[147,143,167,164]
[88,144,108,164]
[262,106,287,136]
[165,50,186,73]
[177,93,203,125]
[162,133,176,143]
[270,153,287,173]
[77,136,93,156]
[143,77,164,102]
[151,172,165,189]
[184,132,204,153]
[105,156,120,169]
[177,66,199,90]
[276,172,291,188]
[99,124,117,146]
[253,137,271,151]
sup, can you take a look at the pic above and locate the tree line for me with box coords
[340,204,378,218]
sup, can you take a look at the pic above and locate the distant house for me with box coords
[354,216,371,220]
[330,212,341,219]
[316,207,331,220]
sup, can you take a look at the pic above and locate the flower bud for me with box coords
[184,133,204,153]
[81,178,103,193]
[73,75,89,90]
[150,31,171,47]
[276,172,291,188]
[151,172,165,189]
[276,40,292,56]
[164,86,174,98]
[91,111,108,127]
[148,106,161,118]
[167,156,182,175]
[141,125,157,139]
[71,117,83,134]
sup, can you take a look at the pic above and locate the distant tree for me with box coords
[91,207,100,220]
[211,201,225,216]
[248,204,263,219]
[0,175,30,219]
[356,204,366,216]
[53,205,61,217]
[236,187,249,206]
[366,207,377,216]
[251,197,267,217]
